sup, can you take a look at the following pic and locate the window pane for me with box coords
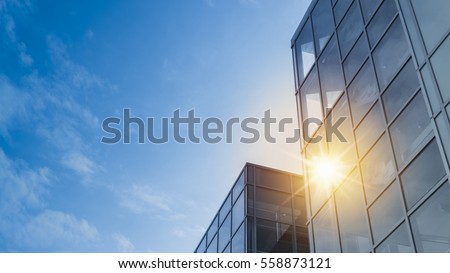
[382,59,419,122]
[313,200,340,252]
[335,171,371,252]
[256,219,293,253]
[218,212,231,252]
[366,0,398,47]
[293,196,307,227]
[368,181,404,243]
[430,35,450,103]
[389,93,432,166]
[334,0,353,25]
[232,172,245,204]
[361,134,396,204]
[231,222,245,253]
[207,234,217,253]
[328,95,358,177]
[305,127,332,214]
[292,176,305,196]
[348,61,379,126]
[372,18,410,90]
[318,36,345,110]
[255,187,293,224]
[295,19,315,85]
[312,0,335,54]
[360,0,382,22]
[355,102,385,158]
[343,34,369,84]
[410,183,450,252]
[232,192,245,235]
[375,223,413,253]
[411,0,450,52]
[195,236,206,253]
[296,225,309,253]
[219,194,232,224]
[337,1,364,58]
[401,140,446,209]
[254,168,291,192]
[207,216,218,245]
[301,67,323,135]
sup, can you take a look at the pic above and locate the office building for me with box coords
[194,163,309,253]
[291,0,450,252]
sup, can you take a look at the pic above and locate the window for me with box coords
[355,102,385,158]
[295,19,315,85]
[305,127,332,215]
[366,0,398,47]
[207,234,217,253]
[343,34,369,84]
[401,140,446,209]
[231,223,245,253]
[390,93,432,167]
[196,236,206,253]
[359,0,382,22]
[256,219,293,253]
[328,95,358,177]
[337,1,364,58]
[232,172,245,204]
[372,18,410,90]
[219,194,232,224]
[375,223,413,253]
[430,35,450,103]
[347,61,379,126]
[410,183,450,252]
[296,225,309,253]
[292,176,304,196]
[255,187,293,224]
[293,196,307,226]
[411,0,450,52]
[232,192,245,235]
[361,134,396,204]
[335,171,371,252]
[318,36,345,110]
[368,181,404,243]
[313,200,340,252]
[420,64,441,115]
[218,212,231,252]
[254,168,291,192]
[207,216,218,245]
[382,59,419,122]
[334,0,353,25]
[312,0,335,54]
[301,67,323,135]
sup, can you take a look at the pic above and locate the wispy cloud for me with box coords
[62,152,96,176]
[19,210,99,250]
[112,233,135,253]
[0,148,99,251]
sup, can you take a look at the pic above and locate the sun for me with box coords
[308,156,344,186]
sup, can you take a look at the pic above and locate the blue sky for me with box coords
[0,0,310,252]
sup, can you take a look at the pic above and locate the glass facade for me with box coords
[292,0,450,252]
[194,163,308,253]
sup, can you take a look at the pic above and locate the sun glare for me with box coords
[309,156,343,186]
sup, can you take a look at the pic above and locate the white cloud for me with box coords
[62,152,96,176]
[20,210,99,249]
[0,148,50,214]
[0,149,100,251]
[112,233,135,252]
[172,226,205,239]
[120,184,172,213]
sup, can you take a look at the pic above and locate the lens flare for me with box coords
[309,156,344,186]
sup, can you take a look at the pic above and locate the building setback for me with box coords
[292,0,450,252]
[194,163,309,253]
